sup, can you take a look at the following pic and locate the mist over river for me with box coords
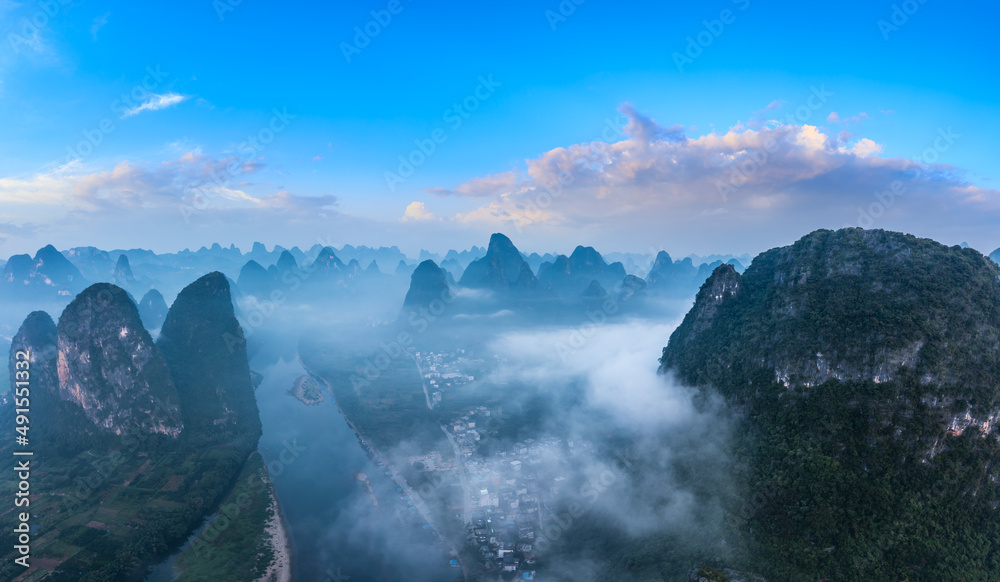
[252,354,461,582]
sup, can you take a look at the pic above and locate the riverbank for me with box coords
[254,477,292,582]
[302,359,468,580]
[167,452,289,582]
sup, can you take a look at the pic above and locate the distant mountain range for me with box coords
[401,233,749,319]
[2,244,87,299]
[1,238,753,309]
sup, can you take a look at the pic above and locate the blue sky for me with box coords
[0,0,998,257]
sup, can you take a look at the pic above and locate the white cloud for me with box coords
[0,151,353,254]
[793,124,828,151]
[490,320,694,429]
[827,111,869,125]
[121,92,189,118]
[426,103,1000,252]
[841,137,884,158]
[762,99,786,112]
[0,152,337,216]
[400,201,436,222]
[423,171,519,198]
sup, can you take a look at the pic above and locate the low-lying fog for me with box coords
[1,240,740,581]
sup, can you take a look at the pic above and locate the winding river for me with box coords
[251,354,460,582]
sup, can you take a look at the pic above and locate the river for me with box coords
[252,354,461,582]
[143,353,460,582]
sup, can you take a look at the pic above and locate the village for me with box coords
[412,348,484,408]
[445,407,601,580]
[405,348,602,580]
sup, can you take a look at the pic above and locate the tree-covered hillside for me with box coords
[661,228,1000,581]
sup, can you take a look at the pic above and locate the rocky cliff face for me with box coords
[8,310,104,451]
[57,284,183,437]
[9,312,61,436]
[5,272,264,453]
[157,272,261,447]
[662,228,1000,404]
[9,311,59,398]
[660,228,1000,580]
[687,567,763,582]
[667,263,741,347]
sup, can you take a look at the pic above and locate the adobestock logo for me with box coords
[384,75,501,191]
[848,126,958,229]
[340,0,414,63]
[877,0,930,40]
[672,0,751,73]
[6,0,75,54]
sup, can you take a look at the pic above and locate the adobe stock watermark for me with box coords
[225,234,341,349]
[6,0,74,54]
[715,136,779,202]
[326,566,351,581]
[554,295,621,362]
[780,85,834,125]
[192,441,304,559]
[877,0,930,41]
[214,0,245,21]
[849,126,958,228]
[350,286,456,389]
[384,75,501,191]
[716,85,834,202]
[514,112,628,233]
[638,244,671,275]
[545,0,586,31]
[341,0,413,63]
[532,451,634,554]
[262,439,306,479]
[179,107,295,223]
[190,472,269,557]
[62,430,161,514]
[672,0,751,73]
[53,66,172,171]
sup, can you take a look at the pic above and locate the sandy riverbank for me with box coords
[254,479,292,582]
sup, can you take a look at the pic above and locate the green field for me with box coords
[0,434,255,582]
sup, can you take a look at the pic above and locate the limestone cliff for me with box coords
[157,272,262,447]
[57,284,183,437]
